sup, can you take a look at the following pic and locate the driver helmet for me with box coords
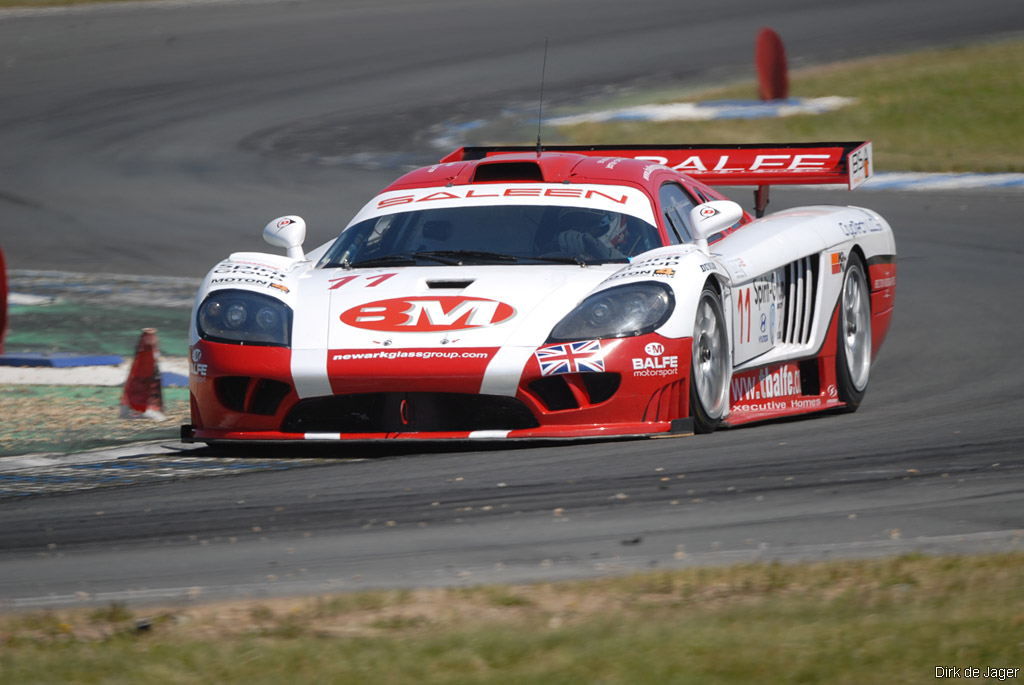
[560,208,627,247]
[599,212,628,249]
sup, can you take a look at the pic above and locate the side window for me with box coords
[659,182,697,244]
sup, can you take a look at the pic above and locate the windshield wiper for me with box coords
[346,252,460,268]
[341,251,591,269]
[418,250,594,267]
[416,250,519,264]
[519,255,590,266]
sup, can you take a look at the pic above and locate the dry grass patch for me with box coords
[0,385,189,456]
[2,553,1023,683]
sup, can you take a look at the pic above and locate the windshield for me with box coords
[318,204,662,268]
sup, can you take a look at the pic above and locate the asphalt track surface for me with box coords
[1,0,1023,607]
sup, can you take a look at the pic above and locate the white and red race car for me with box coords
[182,142,895,443]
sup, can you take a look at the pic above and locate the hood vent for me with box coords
[427,279,475,289]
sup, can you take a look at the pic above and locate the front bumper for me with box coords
[184,335,696,443]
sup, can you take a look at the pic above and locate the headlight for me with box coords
[548,282,674,342]
[197,289,292,346]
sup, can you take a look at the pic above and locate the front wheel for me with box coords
[690,286,731,433]
[835,252,871,411]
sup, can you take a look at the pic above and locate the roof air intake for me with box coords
[472,162,544,183]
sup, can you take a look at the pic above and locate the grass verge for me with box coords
[1,552,1022,683]
[3,302,190,358]
[0,385,189,456]
[555,39,1024,173]
[1,301,191,456]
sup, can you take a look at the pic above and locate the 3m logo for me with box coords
[340,297,515,332]
[644,342,665,356]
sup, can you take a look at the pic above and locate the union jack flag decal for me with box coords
[535,340,605,376]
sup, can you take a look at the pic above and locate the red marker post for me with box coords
[755,28,789,101]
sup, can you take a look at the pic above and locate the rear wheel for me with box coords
[690,286,731,433]
[835,252,871,410]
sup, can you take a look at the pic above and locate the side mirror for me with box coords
[263,216,306,260]
[689,201,743,252]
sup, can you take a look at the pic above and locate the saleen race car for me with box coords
[182,142,895,443]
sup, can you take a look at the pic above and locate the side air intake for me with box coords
[781,256,818,345]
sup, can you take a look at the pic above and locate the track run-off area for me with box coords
[0,0,1022,607]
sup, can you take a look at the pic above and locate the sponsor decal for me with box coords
[700,262,717,273]
[607,267,676,282]
[631,355,679,377]
[637,152,835,174]
[211,276,267,287]
[733,397,823,413]
[340,296,515,333]
[213,263,283,276]
[642,163,666,180]
[837,219,882,237]
[723,256,748,279]
[189,348,207,378]
[873,276,896,289]
[631,341,678,377]
[377,187,630,210]
[275,218,297,229]
[730,365,802,403]
[697,205,720,220]
[848,145,871,187]
[209,276,292,295]
[831,250,846,275]
[332,350,490,362]
[425,162,458,174]
[535,340,606,376]
[631,254,685,268]
[737,272,784,350]
[328,272,398,290]
[752,275,781,305]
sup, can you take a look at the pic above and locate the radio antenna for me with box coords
[536,37,549,158]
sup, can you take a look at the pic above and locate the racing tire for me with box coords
[690,286,731,433]
[835,252,871,411]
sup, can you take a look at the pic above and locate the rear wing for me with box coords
[441,142,873,216]
[442,142,872,188]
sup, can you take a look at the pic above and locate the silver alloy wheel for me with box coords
[841,260,872,391]
[692,290,730,420]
